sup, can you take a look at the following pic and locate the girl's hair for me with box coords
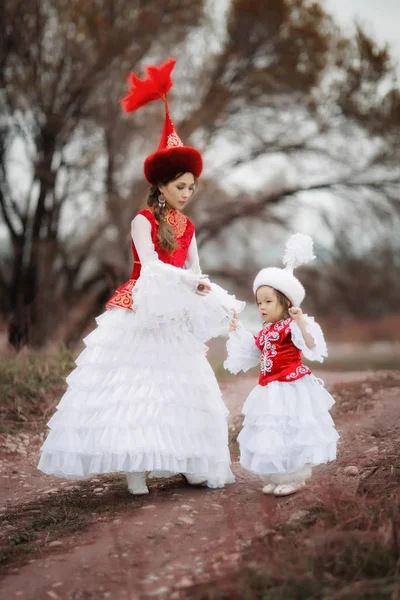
[147,172,195,253]
[275,289,292,319]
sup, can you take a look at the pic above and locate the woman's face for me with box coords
[159,172,196,211]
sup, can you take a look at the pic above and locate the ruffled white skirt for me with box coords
[238,375,339,476]
[38,302,238,488]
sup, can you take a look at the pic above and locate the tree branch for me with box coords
[196,176,400,247]
[0,187,19,240]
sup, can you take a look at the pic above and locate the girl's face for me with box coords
[158,172,196,212]
[256,286,285,324]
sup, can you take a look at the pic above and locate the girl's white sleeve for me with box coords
[184,235,202,274]
[290,315,328,362]
[224,324,261,374]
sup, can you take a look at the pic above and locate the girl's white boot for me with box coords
[126,472,149,495]
[262,483,277,494]
[273,481,305,497]
[261,476,277,494]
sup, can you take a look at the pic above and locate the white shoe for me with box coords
[148,470,176,478]
[126,472,149,495]
[262,483,277,494]
[274,482,305,497]
[183,473,207,486]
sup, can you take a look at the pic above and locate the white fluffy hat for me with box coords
[253,234,315,306]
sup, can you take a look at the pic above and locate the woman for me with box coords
[38,59,243,494]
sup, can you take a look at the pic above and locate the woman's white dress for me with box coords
[224,318,339,478]
[38,215,244,488]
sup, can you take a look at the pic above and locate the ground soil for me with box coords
[0,369,399,600]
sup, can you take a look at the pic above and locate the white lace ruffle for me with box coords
[132,260,197,321]
[290,315,328,362]
[238,375,339,476]
[224,325,260,374]
[37,307,235,488]
[132,261,245,342]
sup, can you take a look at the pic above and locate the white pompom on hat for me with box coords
[253,234,315,306]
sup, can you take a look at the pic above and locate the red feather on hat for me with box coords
[121,57,203,183]
[121,58,176,113]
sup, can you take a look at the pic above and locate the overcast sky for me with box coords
[323,0,400,72]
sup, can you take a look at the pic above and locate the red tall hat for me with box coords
[121,58,203,184]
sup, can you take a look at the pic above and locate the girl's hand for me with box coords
[196,276,212,296]
[288,307,304,321]
[229,310,238,332]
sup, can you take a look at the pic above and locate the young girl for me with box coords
[38,59,244,494]
[224,234,339,497]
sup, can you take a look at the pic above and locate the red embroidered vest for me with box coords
[255,318,311,386]
[106,208,195,311]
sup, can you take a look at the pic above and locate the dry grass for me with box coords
[194,372,400,598]
[0,474,185,572]
[192,485,400,599]
[192,412,400,599]
[1,350,400,597]
[329,372,400,416]
[0,349,75,433]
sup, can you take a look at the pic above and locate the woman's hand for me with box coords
[196,275,212,296]
[288,307,304,322]
[229,310,238,332]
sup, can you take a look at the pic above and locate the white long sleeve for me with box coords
[184,235,201,274]
[131,215,159,265]
[224,324,261,374]
[131,214,199,291]
[290,315,328,362]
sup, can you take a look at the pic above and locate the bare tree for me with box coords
[301,204,400,319]
[188,7,400,248]
[0,0,205,348]
[1,0,400,349]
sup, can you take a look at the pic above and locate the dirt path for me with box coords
[0,370,399,600]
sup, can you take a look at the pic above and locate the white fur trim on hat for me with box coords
[253,267,305,306]
[253,234,315,307]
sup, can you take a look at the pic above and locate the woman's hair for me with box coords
[275,289,292,319]
[147,172,195,253]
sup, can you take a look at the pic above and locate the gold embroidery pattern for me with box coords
[167,132,184,148]
[165,209,187,238]
[106,278,137,311]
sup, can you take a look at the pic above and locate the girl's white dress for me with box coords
[224,318,339,479]
[38,215,244,488]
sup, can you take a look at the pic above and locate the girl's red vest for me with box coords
[107,208,195,311]
[255,318,311,386]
